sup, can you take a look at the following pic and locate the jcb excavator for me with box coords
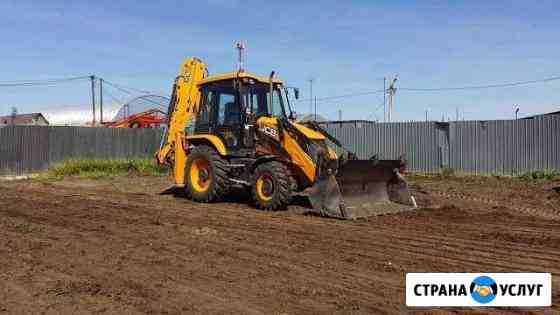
[156,57,415,219]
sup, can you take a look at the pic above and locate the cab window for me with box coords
[267,90,285,117]
[217,93,238,125]
[245,84,285,118]
[197,89,213,125]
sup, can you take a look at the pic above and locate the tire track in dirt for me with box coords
[16,183,560,275]
[1,177,559,314]
[203,210,560,274]
[430,190,560,220]
[217,221,560,275]
[372,229,560,267]
[6,191,560,283]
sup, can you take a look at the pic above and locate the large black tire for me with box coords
[251,161,292,210]
[185,145,229,202]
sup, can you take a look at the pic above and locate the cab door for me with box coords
[211,81,243,150]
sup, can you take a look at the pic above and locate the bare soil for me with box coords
[0,174,559,314]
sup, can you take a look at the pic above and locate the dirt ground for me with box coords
[0,174,559,315]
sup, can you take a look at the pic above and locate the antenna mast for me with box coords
[235,41,246,71]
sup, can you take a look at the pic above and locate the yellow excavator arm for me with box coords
[156,57,207,186]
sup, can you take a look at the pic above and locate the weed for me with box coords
[45,158,168,179]
[15,222,35,233]
[440,167,455,177]
[522,170,558,180]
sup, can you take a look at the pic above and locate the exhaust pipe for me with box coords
[269,71,275,114]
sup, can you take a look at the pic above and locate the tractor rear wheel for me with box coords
[251,161,292,210]
[185,145,229,202]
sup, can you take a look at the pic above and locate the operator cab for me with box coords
[193,72,295,154]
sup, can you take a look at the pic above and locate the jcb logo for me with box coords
[259,126,278,139]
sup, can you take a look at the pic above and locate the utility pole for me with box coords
[456,107,459,121]
[383,77,386,122]
[425,109,428,122]
[99,78,104,124]
[387,76,398,122]
[314,96,317,121]
[10,107,17,125]
[338,109,342,121]
[309,79,313,116]
[90,75,96,126]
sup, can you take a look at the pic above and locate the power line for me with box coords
[399,76,560,91]
[103,83,169,111]
[296,89,385,104]
[0,75,90,87]
[103,89,125,105]
[366,101,385,121]
[102,80,138,96]
[132,95,169,110]
[102,79,169,109]
[102,82,134,99]
[293,74,560,104]
[102,79,152,95]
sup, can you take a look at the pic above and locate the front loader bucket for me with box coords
[307,159,416,219]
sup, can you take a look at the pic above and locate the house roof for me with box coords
[198,71,283,85]
[319,120,376,124]
[19,95,170,126]
[521,110,560,119]
[296,113,328,122]
[0,113,49,125]
[41,103,123,126]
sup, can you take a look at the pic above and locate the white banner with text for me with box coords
[406,273,551,307]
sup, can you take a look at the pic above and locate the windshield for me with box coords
[243,83,286,118]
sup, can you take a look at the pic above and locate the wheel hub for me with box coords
[262,177,273,196]
[199,168,209,182]
[190,158,211,192]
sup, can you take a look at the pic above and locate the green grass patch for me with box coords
[14,222,41,233]
[45,158,168,179]
[412,169,560,179]
[440,167,455,177]
[522,170,559,180]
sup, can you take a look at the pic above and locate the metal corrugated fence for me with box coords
[324,122,445,172]
[448,116,560,175]
[0,126,163,175]
[323,116,559,174]
[1,117,559,176]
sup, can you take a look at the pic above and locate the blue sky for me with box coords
[0,0,559,120]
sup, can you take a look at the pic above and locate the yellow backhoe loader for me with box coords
[156,57,415,219]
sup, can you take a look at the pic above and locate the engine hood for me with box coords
[255,117,326,140]
[289,121,325,140]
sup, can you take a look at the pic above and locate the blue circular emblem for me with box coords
[470,276,497,304]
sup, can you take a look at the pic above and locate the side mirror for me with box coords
[294,88,300,100]
[289,111,297,121]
